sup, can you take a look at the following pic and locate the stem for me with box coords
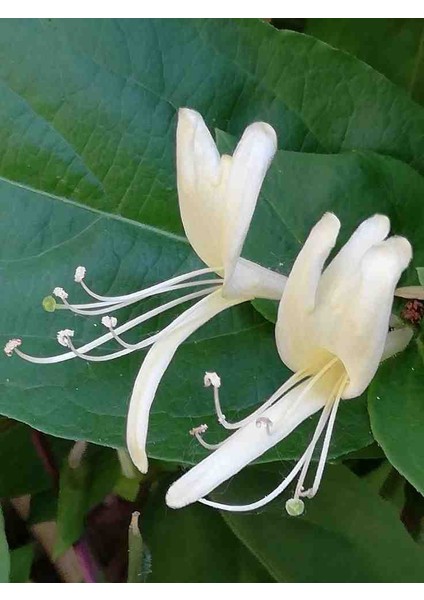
[30,429,99,583]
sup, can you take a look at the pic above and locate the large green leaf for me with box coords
[1,20,423,467]
[369,339,424,496]
[306,19,424,105]
[217,464,424,582]
[142,478,273,582]
[0,18,422,241]
[0,506,9,583]
[0,180,372,462]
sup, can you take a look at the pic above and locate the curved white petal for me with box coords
[126,289,246,474]
[222,257,286,301]
[337,236,412,397]
[222,122,277,284]
[395,286,424,300]
[381,325,413,361]
[166,366,342,509]
[276,213,340,371]
[177,108,226,269]
[319,214,390,302]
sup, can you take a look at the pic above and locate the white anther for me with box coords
[101,315,118,329]
[4,339,22,356]
[53,287,69,301]
[204,372,221,388]
[189,424,208,436]
[256,416,273,433]
[74,266,86,283]
[57,329,75,347]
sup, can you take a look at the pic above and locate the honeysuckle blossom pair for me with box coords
[5,109,413,516]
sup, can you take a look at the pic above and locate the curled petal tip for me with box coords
[128,446,149,474]
[244,121,277,149]
[178,107,202,125]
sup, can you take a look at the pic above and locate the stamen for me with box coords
[206,369,309,431]
[73,266,222,304]
[189,423,225,451]
[256,417,273,434]
[53,287,68,301]
[57,329,74,347]
[101,316,118,329]
[11,287,218,364]
[292,375,344,502]
[4,338,22,357]
[198,367,346,513]
[74,266,86,283]
[300,376,348,500]
[56,279,222,317]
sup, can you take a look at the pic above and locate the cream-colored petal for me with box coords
[276,213,340,372]
[176,108,227,269]
[381,326,413,361]
[319,214,390,304]
[126,289,245,474]
[222,257,286,301]
[395,286,424,300]
[333,236,412,398]
[223,122,277,282]
[166,367,341,509]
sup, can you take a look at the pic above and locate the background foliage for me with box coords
[0,18,423,582]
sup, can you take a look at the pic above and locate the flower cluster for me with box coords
[5,108,413,516]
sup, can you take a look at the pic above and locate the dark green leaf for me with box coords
[0,505,9,583]
[142,479,273,582]
[0,422,71,498]
[217,464,424,582]
[369,340,424,496]
[9,544,34,583]
[1,22,423,466]
[306,19,424,105]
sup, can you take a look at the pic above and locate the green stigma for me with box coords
[285,497,305,517]
[42,295,57,313]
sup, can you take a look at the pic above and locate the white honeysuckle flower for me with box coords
[166,213,413,515]
[4,108,286,475]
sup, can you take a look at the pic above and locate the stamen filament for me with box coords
[300,375,348,499]
[210,369,309,431]
[293,375,345,500]
[9,287,218,364]
[75,266,221,303]
[198,367,346,513]
[59,279,222,316]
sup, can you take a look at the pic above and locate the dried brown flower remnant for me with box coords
[401,300,424,325]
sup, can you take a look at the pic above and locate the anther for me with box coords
[285,497,305,517]
[256,416,273,433]
[57,329,74,348]
[4,339,22,357]
[74,266,86,283]
[53,287,68,301]
[189,424,208,436]
[101,315,118,329]
[204,372,221,388]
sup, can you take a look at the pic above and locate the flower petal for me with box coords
[222,257,286,301]
[222,122,277,284]
[126,289,245,473]
[166,366,342,509]
[319,214,390,302]
[276,213,340,371]
[176,108,226,270]
[335,236,412,398]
